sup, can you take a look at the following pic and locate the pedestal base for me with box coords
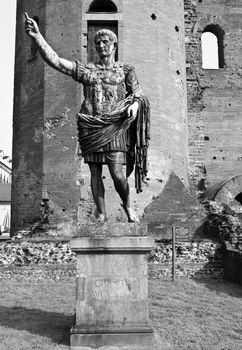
[70,224,171,350]
[70,329,170,350]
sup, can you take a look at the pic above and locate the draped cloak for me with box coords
[72,61,150,193]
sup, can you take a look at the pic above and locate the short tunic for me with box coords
[72,61,142,163]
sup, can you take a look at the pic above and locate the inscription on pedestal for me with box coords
[71,235,161,349]
[90,278,136,300]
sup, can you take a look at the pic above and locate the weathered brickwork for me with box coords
[185,0,242,190]
[12,0,46,231]
[13,0,83,232]
[0,239,223,280]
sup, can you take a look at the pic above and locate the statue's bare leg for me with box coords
[108,163,139,222]
[89,163,106,222]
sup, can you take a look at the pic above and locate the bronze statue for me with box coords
[25,13,150,223]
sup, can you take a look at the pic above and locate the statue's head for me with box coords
[94,29,117,45]
[94,29,117,59]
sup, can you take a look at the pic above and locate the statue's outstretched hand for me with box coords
[127,101,139,122]
[24,12,40,38]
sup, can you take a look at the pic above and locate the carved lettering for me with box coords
[91,278,136,300]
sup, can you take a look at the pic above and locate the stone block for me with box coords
[70,224,170,349]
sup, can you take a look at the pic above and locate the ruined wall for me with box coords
[12,0,190,232]
[0,239,223,280]
[185,0,242,189]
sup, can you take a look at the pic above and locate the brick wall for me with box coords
[13,0,82,232]
[43,0,81,224]
[12,0,46,231]
[0,239,223,280]
[185,0,242,190]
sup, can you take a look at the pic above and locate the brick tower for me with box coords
[12,0,188,234]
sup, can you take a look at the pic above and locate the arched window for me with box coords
[88,0,117,13]
[202,32,219,69]
[202,25,225,69]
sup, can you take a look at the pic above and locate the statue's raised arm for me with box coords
[24,12,74,76]
[24,21,150,223]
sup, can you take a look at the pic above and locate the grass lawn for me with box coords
[0,277,241,350]
[149,279,242,350]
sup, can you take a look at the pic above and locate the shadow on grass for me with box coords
[0,304,74,345]
[192,267,242,298]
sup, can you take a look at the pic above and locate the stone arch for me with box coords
[206,174,242,206]
[202,24,225,68]
[88,0,118,13]
[82,0,120,14]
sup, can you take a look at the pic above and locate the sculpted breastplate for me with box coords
[81,62,126,115]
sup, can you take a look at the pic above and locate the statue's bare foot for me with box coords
[94,208,107,222]
[97,213,106,223]
[123,205,139,223]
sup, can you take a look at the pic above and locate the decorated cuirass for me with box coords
[72,61,142,116]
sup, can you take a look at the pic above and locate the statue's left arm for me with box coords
[123,64,150,191]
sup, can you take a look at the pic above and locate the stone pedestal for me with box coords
[70,223,170,349]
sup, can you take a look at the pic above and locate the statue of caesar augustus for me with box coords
[25,13,150,223]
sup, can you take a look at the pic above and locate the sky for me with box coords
[0,0,16,157]
[0,2,216,158]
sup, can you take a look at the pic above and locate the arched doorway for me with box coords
[206,174,242,217]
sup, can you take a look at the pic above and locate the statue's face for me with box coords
[95,35,116,58]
